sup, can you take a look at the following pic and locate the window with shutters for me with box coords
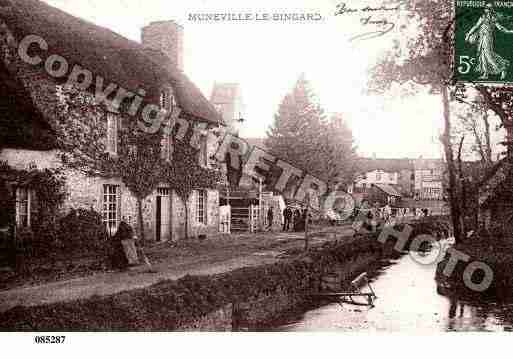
[106,113,118,155]
[16,188,37,228]
[160,87,176,112]
[196,190,207,224]
[161,116,173,162]
[102,184,120,234]
[160,91,168,111]
[160,87,176,161]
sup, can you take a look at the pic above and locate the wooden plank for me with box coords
[309,293,374,297]
[351,272,368,286]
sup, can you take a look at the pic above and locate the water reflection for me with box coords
[265,242,513,332]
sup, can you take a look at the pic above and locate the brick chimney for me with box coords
[141,20,184,71]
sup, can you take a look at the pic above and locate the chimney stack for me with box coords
[141,20,184,71]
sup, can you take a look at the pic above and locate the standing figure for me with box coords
[267,207,274,231]
[111,221,131,270]
[383,203,392,221]
[296,207,306,232]
[465,3,513,80]
[293,208,301,231]
[283,206,292,231]
[302,208,308,229]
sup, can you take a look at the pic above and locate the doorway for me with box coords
[156,188,171,242]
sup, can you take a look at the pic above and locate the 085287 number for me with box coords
[34,336,66,344]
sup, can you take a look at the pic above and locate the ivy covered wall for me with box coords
[0,17,222,244]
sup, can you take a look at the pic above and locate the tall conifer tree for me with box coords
[266,74,357,193]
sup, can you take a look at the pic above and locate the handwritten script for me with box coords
[334,1,406,42]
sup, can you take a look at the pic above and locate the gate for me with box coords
[230,206,250,232]
[219,205,231,234]
[249,205,260,233]
[230,205,261,233]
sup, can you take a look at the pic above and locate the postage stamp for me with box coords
[455,1,513,83]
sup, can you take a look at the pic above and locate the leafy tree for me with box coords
[475,85,513,156]
[163,132,220,240]
[367,1,470,243]
[54,85,164,246]
[117,125,164,245]
[453,92,496,165]
[266,74,324,176]
[369,1,513,243]
[319,114,359,190]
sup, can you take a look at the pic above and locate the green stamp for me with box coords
[455,1,513,83]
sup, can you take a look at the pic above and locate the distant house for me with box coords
[0,0,223,242]
[349,157,446,202]
[352,169,399,190]
[413,158,444,200]
[349,157,414,198]
[369,183,402,206]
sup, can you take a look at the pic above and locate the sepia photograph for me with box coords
[0,0,513,351]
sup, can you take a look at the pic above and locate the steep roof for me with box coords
[373,183,402,198]
[2,0,222,125]
[0,61,55,150]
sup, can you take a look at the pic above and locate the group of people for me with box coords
[353,201,433,226]
[265,205,309,232]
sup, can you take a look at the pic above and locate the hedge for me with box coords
[1,220,446,330]
[0,236,385,331]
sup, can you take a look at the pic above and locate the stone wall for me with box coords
[1,16,221,242]
[170,189,219,240]
[175,252,383,331]
[0,148,220,242]
[179,304,233,332]
[231,285,306,330]
[0,222,449,331]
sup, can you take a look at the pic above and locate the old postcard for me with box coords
[0,0,513,351]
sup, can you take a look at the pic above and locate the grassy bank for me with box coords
[436,226,513,299]
[0,235,384,331]
[0,225,338,291]
[0,219,450,331]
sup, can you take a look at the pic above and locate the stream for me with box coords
[266,241,513,332]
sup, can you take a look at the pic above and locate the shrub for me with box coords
[57,208,108,254]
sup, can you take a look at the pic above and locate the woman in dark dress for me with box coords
[293,208,301,231]
[295,208,305,232]
[110,221,132,270]
[301,208,308,231]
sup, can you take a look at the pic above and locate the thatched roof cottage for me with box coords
[0,0,223,244]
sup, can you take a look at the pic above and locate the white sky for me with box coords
[42,0,445,159]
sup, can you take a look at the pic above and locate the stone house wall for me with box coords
[0,148,220,242]
[171,189,219,240]
[0,18,221,242]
